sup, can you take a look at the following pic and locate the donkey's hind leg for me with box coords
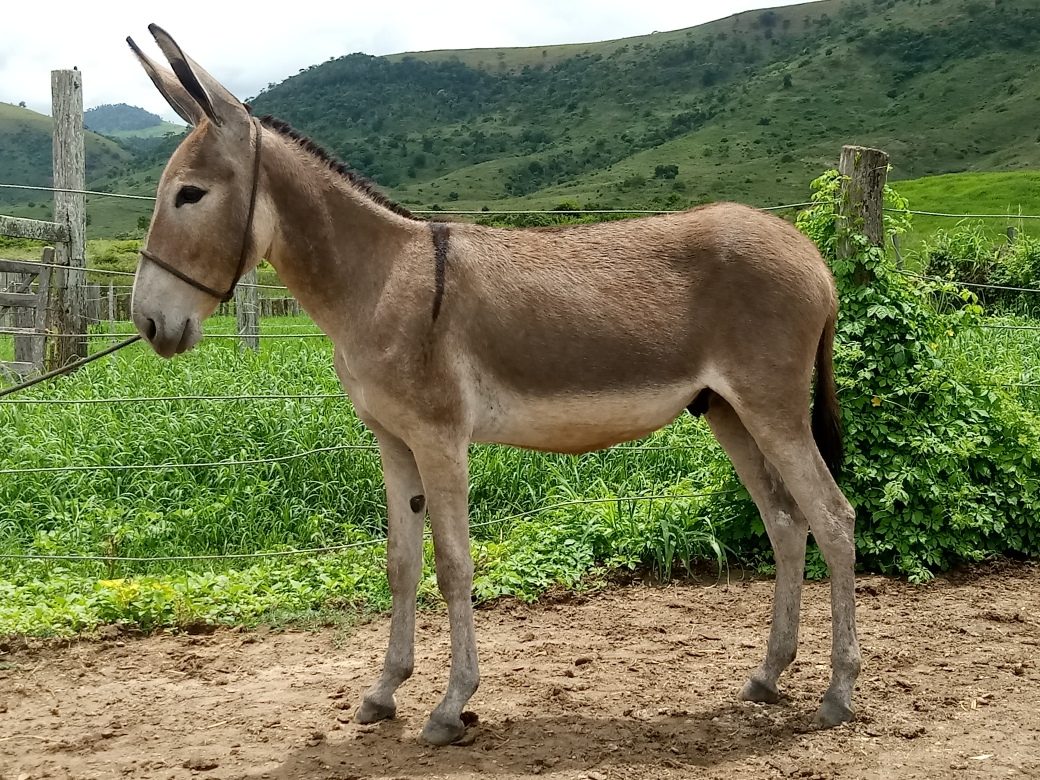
[705,395,809,704]
[738,408,860,728]
[356,429,426,724]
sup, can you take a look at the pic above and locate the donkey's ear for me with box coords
[126,36,204,126]
[148,24,248,128]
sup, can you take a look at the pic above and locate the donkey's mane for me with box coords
[255,114,417,221]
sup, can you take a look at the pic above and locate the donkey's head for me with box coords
[128,25,271,357]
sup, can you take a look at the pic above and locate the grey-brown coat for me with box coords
[127,25,860,746]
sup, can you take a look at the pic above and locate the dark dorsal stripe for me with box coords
[431,223,450,322]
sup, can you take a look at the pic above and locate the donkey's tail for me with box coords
[811,311,843,481]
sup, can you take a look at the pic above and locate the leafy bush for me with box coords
[916,222,1040,313]
[920,221,994,285]
[790,172,1040,580]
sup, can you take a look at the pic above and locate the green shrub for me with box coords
[919,221,994,286]
[789,171,1040,580]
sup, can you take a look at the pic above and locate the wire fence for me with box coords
[8,180,1040,220]
[0,488,739,564]
[2,181,1039,571]
[895,269,1040,295]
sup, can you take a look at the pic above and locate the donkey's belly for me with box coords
[472,380,699,454]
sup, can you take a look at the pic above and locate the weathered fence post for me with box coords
[107,282,115,333]
[838,145,889,284]
[235,268,260,351]
[47,69,87,369]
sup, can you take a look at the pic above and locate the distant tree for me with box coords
[18,101,26,108]
[654,164,679,180]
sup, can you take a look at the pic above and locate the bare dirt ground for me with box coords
[1,562,1038,780]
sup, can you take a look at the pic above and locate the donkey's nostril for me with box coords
[145,318,158,341]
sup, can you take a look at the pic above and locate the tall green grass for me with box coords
[0,316,734,634]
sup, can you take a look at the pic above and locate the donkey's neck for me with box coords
[260,130,421,334]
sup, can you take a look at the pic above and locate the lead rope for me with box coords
[0,335,142,400]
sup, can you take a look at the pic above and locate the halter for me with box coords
[139,116,264,303]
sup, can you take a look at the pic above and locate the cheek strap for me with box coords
[139,116,264,303]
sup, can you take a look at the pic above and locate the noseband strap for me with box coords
[140,116,264,303]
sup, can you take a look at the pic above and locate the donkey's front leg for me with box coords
[412,440,479,746]
[356,431,426,724]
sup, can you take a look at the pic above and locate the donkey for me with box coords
[127,25,860,745]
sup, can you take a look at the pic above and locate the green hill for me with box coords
[85,103,161,134]
[4,0,1040,237]
[0,102,134,219]
[247,0,1040,213]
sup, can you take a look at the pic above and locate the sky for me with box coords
[1,0,814,122]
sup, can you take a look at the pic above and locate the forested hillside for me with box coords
[3,0,1040,234]
[248,0,1040,211]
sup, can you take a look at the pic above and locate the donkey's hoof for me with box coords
[740,677,780,704]
[356,696,396,724]
[420,715,467,746]
[813,697,854,728]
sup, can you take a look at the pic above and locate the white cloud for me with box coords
[0,1,815,121]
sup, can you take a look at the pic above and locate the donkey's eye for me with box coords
[175,186,207,208]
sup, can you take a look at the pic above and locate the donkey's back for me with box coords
[436,202,836,452]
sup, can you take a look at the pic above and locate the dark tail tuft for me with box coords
[812,312,844,481]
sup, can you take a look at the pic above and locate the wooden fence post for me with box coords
[838,145,889,284]
[235,268,260,351]
[47,69,87,369]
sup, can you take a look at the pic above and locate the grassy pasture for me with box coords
[0,316,735,634]
[1,300,1037,636]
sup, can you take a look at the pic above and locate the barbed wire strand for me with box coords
[896,269,1040,295]
[0,392,348,405]
[976,323,1040,332]
[0,182,813,214]
[0,489,737,563]
[3,259,291,292]
[0,442,379,475]
[885,206,1040,220]
[0,329,326,339]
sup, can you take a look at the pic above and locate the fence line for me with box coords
[4,260,291,292]
[0,182,813,214]
[977,323,1040,332]
[9,180,1040,220]
[0,392,348,405]
[896,269,1040,295]
[0,183,156,202]
[0,442,378,475]
[886,206,1040,221]
[1,329,326,339]
[0,489,737,564]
